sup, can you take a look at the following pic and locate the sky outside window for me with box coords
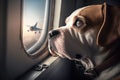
[23,0,46,51]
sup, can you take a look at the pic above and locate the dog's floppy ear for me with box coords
[97,3,120,46]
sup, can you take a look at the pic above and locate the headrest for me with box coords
[106,0,120,6]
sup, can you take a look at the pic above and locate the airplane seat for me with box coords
[35,58,90,80]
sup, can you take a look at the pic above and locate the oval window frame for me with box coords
[21,0,54,57]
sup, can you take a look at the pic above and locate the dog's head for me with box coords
[48,3,120,60]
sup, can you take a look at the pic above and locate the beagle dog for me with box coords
[48,3,120,80]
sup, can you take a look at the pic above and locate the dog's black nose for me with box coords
[49,30,60,38]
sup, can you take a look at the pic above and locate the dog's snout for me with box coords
[49,30,60,38]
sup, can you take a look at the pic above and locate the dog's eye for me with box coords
[74,18,84,28]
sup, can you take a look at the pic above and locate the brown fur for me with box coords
[48,3,120,80]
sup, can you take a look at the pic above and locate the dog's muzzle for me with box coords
[48,29,68,58]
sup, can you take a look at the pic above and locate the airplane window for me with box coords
[22,0,51,55]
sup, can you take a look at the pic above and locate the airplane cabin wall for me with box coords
[0,0,48,79]
[0,0,7,79]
